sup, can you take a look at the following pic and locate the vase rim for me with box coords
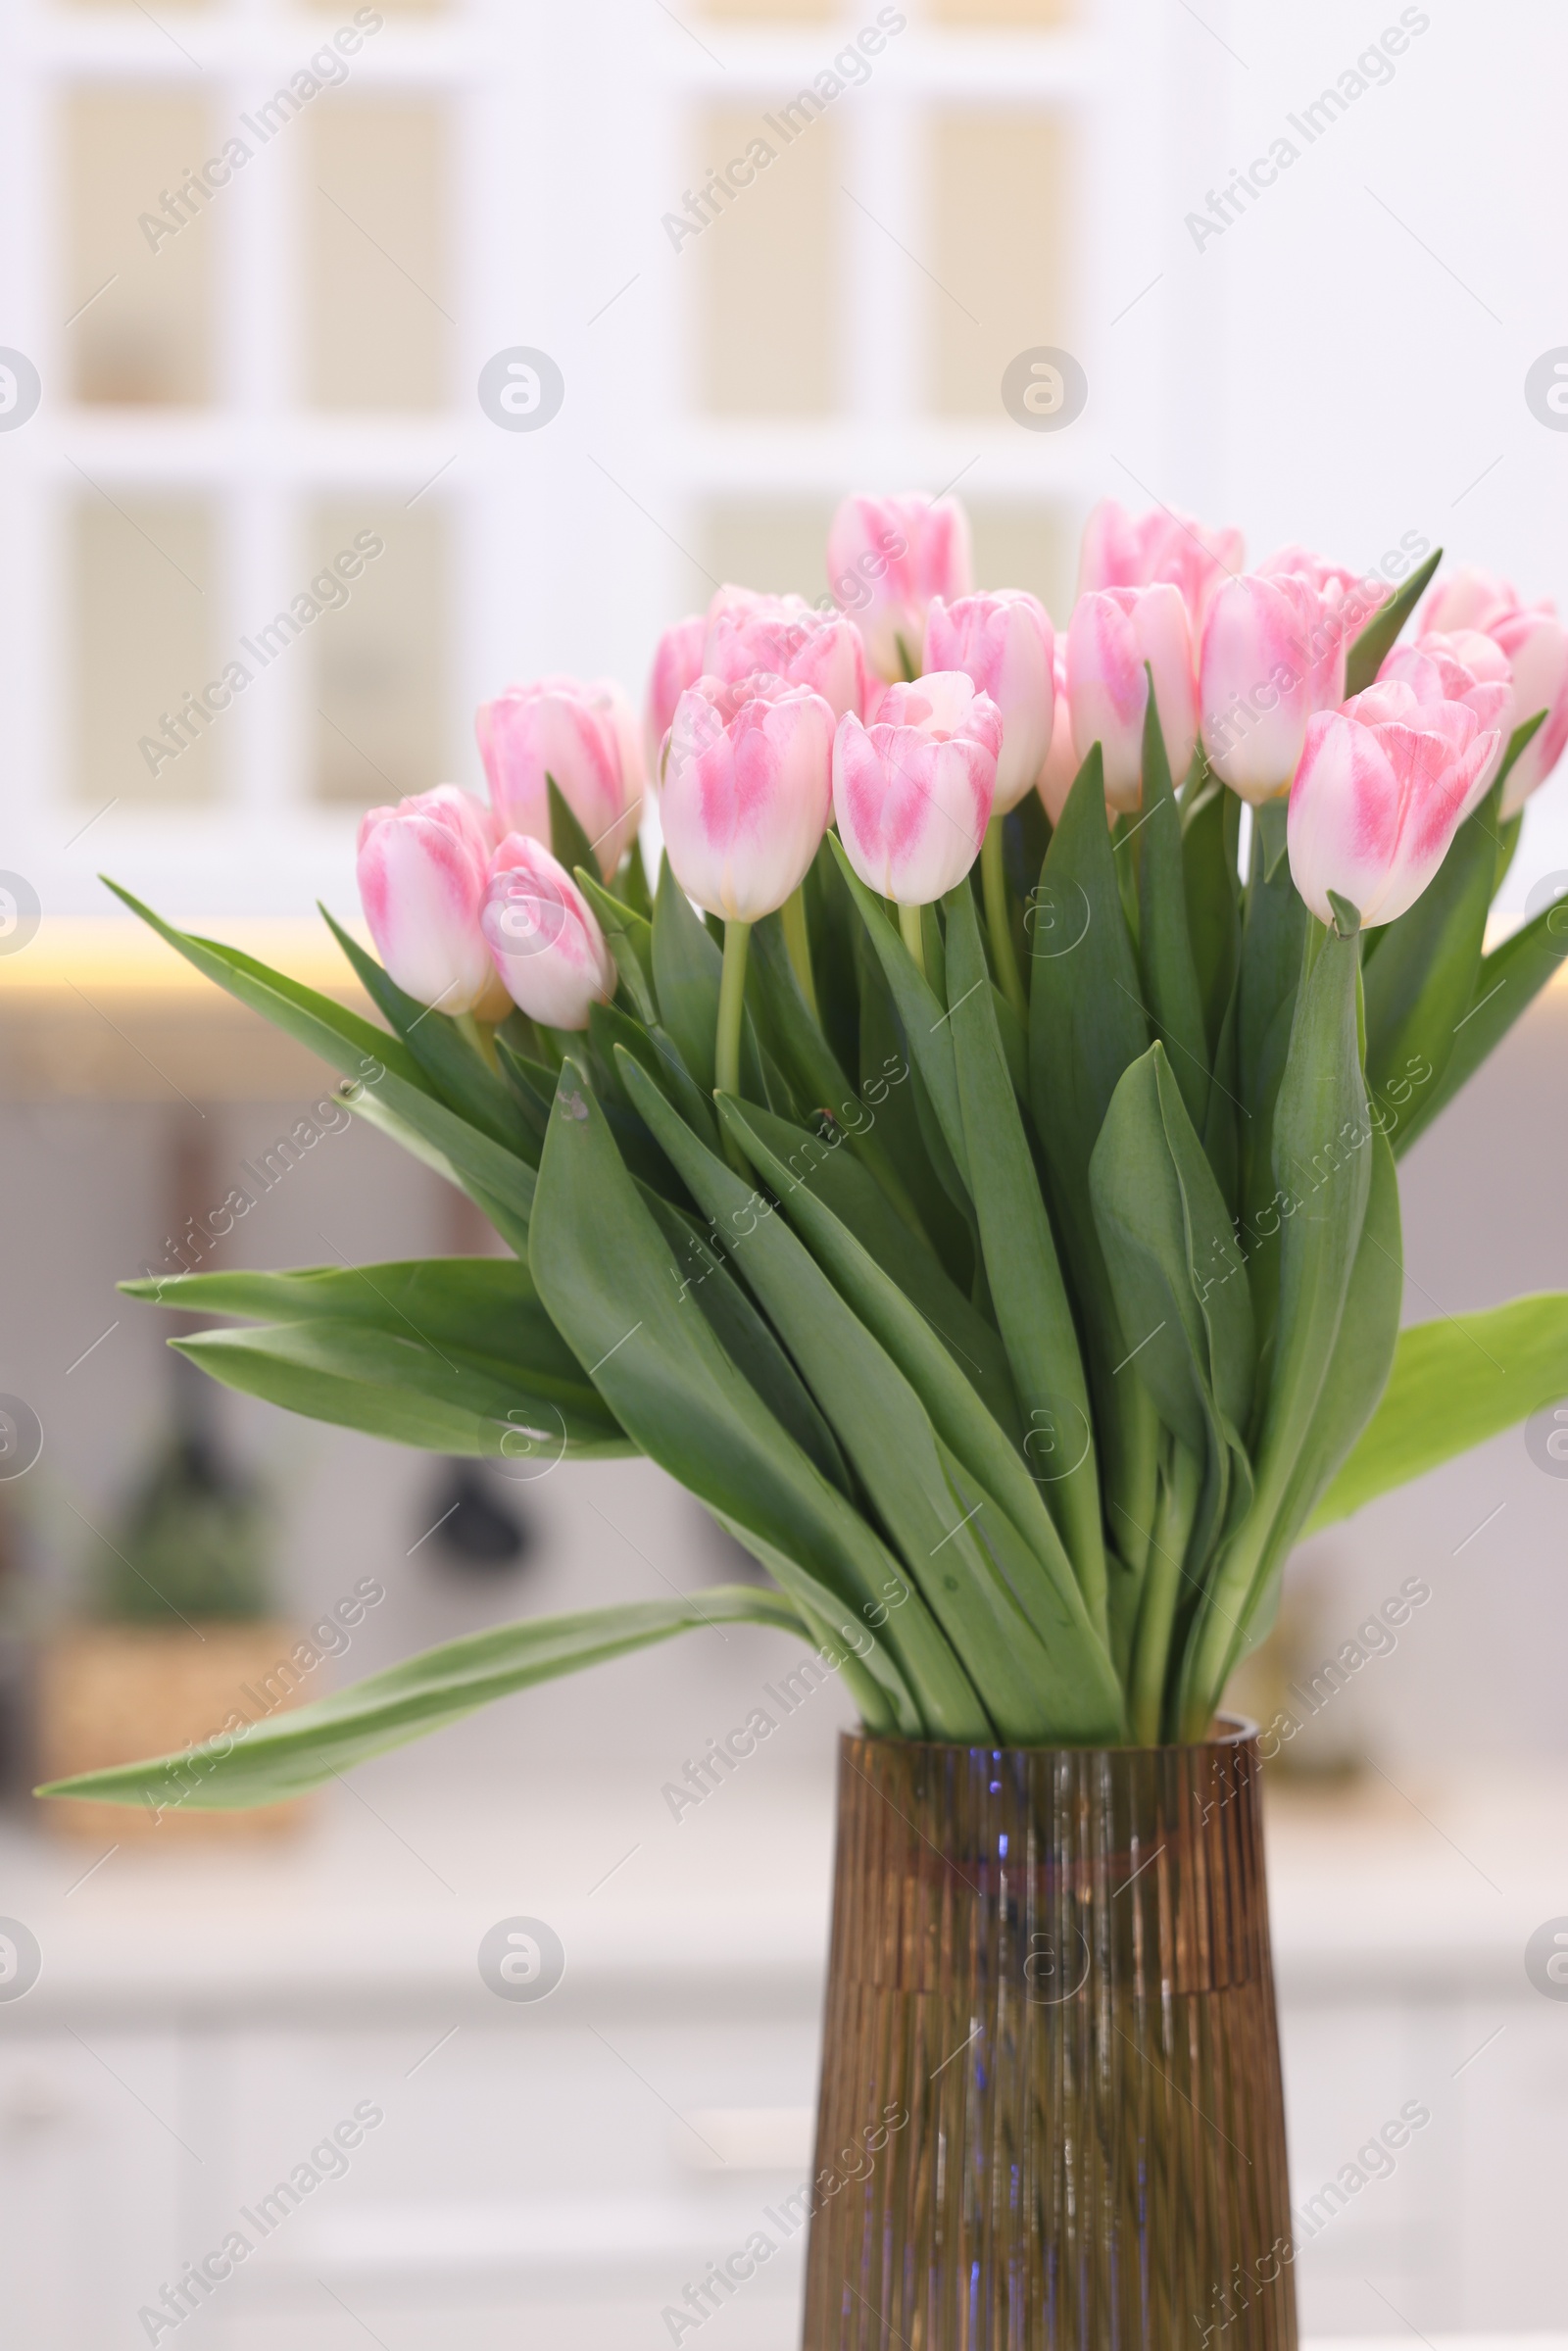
[844,1710,1258,1759]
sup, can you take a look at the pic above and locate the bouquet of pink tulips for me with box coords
[49,493,1568,1813]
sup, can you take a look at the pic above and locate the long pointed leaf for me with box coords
[38,1590,806,1811]
[945,879,1105,1624]
[637,1188,852,1497]
[1397,898,1568,1152]
[1343,546,1442,696]
[713,1094,1124,1737]
[170,1318,628,1459]
[1027,747,1160,1583]
[527,1055,943,1736]
[827,833,969,1189]
[1181,922,1371,1726]
[1311,1288,1568,1531]
[725,1099,1019,1434]
[652,851,724,1092]
[1136,689,1210,1136]
[1363,783,1498,1126]
[121,1257,612,1429]
[624,1055,1120,1739]
[104,882,537,1243]
[318,906,536,1156]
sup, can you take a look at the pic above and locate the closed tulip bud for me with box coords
[832,672,1001,905]
[1067,584,1198,811]
[1036,641,1078,823]
[924,591,1054,812]
[1422,566,1568,814]
[644,614,708,778]
[705,592,868,720]
[357,785,511,1018]
[1199,572,1345,805]
[481,835,615,1031]
[1078,497,1244,627]
[662,673,835,921]
[826,493,973,682]
[1288,679,1501,929]
[475,676,644,877]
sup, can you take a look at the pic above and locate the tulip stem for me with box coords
[980,815,1027,1021]
[1128,1440,1200,1745]
[781,887,820,1022]
[456,1012,501,1074]
[898,901,926,976]
[714,917,752,1106]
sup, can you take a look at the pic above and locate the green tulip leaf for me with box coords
[1343,545,1442,697]
[528,1054,939,1736]
[102,881,537,1247]
[944,879,1105,1625]
[318,906,539,1158]
[1311,1288,1568,1531]
[1136,684,1211,1138]
[38,1589,808,1812]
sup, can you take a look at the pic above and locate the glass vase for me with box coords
[802,1720,1296,2349]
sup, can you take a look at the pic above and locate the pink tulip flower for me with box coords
[480,834,615,1031]
[357,785,511,1019]
[1067,584,1198,811]
[825,494,973,682]
[1199,572,1346,805]
[1379,630,1513,802]
[662,673,836,922]
[475,676,644,877]
[705,592,868,721]
[1077,497,1244,627]
[1288,677,1501,929]
[1423,567,1568,814]
[644,614,708,778]
[1261,543,1389,628]
[923,591,1054,813]
[832,672,1002,906]
[1036,641,1078,823]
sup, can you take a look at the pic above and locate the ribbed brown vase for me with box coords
[802,1720,1296,2350]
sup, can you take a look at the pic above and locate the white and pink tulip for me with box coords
[475,676,644,877]
[356,785,511,1019]
[832,672,1002,905]
[480,834,615,1031]
[1422,567,1568,815]
[923,591,1054,813]
[644,615,708,780]
[704,593,868,721]
[1199,572,1345,805]
[661,674,836,922]
[1077,497,1244,628]
[1036,640,1078,823]
[826,494,973,683]
[1287,678,1501,930]
[1067,583,1198,811]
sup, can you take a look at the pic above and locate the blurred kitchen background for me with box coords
[2,0,1567,2343]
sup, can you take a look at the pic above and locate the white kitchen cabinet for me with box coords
[3,1769,1567,2345]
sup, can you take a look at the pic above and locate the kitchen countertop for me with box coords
[2,1757,1562,2018]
